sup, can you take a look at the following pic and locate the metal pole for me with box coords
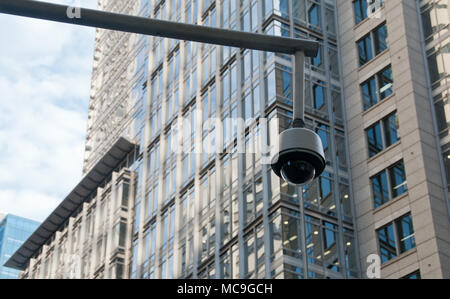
[293,51,305,127]
[0,0,318,57]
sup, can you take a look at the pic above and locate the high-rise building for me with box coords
[0,214,40,279]
[5,0,450,279]
[338,0,450,279]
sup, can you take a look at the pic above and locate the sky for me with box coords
[0,0,98,222]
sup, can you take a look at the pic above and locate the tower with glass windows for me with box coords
[117,0,360,279]
[0,214,39,279]
[419,0,450,199]
[337,0,450,278]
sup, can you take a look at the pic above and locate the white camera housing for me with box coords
[271,127,326,186]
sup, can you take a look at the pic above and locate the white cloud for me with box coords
[0,0,98,222]
[0,190,62,223]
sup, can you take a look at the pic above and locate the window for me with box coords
[328,44,339,79]
[378,65,393,99]
[308,3,320,29]
[201,8,217,85]
[357,34,373,66]
[354,0,384,24]
[313,81,326,112]
[383,113,400,147]
[371,170,389,208]
[402,270,421,279]
[240,1,258,33]
[371,160,407,208]
[353,0,368,24]
[366,122,383,157]
[264,0,289,19]
[304,215,340,272]
[273,64,293,106]
[170,0,181,21]
[389,161,408,198]
[373,23,388,55]
[376,213,416,263]
[166,50,180,122]
[377,221,396,262]
[133,200,141,234]
[201,84,216,165]
[281,211,302,259]
[325,4,336,37]
[356,23,388,67]
[443,150,450,190]
[420,2,449,90]
[130,239,139,278]
[311,42,323,71]
[242,82,260,124]
[361,65,393,110]
[366,112,400,157]
[361,77,377,110]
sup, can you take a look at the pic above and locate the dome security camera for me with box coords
[271,124,326,186]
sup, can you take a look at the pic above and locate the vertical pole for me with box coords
[293,51,305,124]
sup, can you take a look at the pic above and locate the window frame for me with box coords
[373,23,388,55]
[378,65,394,100]
[357,33,373,66]
[401,270,421,279]
[353,0,368,25]
[361,65,393,111]
[361,76,378,110]
[365,111,400,158]
[371,159,408,209]
[376,213,416,264]
[356,22,388,67]
[366,121,383,157]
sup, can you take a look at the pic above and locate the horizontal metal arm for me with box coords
[0,0,318,57]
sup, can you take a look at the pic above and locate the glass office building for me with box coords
[338,0,450,278]
[122,0,359,279]
[0,214,39,279]
[6,0,450,279]
[419,0,450,192]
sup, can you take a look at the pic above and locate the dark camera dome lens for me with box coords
[280,160,315,186]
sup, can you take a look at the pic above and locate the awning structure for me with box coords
[4,137,137,270]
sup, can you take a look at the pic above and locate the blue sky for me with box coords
[0,0,98,222]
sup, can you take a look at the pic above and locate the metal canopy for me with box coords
[0,0,318,57]
[4,137,136,271]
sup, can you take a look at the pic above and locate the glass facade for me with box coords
[124,0,359,279]
[0,214,39,279]
[419,0,450,191]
